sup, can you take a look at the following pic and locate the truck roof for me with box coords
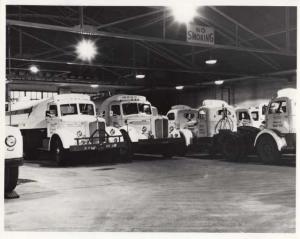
[7,93,92,111]
[7,98,47,111]
[102,94,148,103]
[171,105,193,110]
[202,99,229,108]
[276,88,297,100]
[53,93,91,102]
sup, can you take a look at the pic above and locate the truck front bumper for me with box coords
[69,142,126,152]
[137,137,184,145]
[134,137,185,154]
[5,157,23,167]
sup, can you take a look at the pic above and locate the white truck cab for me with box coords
[166,99,260,162]
[197,100,237,138]
[235,107,253,127]
[97,95,192,157]
[249,103,267,129]
[166,105,199,136]
[197,100,260,161]
[6,94,126,165]
[5,126,23,196]
[254,88,296,163]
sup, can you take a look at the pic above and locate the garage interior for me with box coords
[5,5,296,232]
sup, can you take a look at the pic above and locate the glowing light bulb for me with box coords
[75,39,98,62]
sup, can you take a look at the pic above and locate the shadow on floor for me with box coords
[186,153,296,167]
[24,150,295,168]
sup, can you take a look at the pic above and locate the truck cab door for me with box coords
[198,109,208,137]
[166,112,176,130]
[110,104,121,127]
[266,98,289,133]
[45,104,59,137]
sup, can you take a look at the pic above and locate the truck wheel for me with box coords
[51,138,68,166]
[222,133,245,161]
[5,166,19,193]
[120,131,133,162]
[24,149,38,161]
[176,133,188,156]
[162,149,174,158]
[177,145,188,156]
[256,134,281,164]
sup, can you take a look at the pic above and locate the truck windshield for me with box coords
[60,104,78,116]
[238,111,250,120]
[122,103,152,115]
[79,104,95,115]
[180,111,196,121]
[251,111,259,121]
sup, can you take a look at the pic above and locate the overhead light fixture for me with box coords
[90,84,99,88]
[205,59,218,65]
[169,2,198,24]
[136,74,145,79]
[175,85,184,90]
[29,65,39,74]
[214,80,224,85]
[75,39,97,62]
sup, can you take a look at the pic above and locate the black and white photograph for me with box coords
[2,0,298,235]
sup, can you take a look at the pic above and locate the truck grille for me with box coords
[155,118,169,139]
[163,118,168,138]
[89,121,106,139]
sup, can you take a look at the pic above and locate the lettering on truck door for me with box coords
[110,104,121,127]
[46,104,59,137]
[267,99,289,133]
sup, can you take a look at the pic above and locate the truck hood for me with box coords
[61,115,105,123]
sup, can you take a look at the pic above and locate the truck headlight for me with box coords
[169,126,174,133]
[5,135,16,147]
[142,126,147,134]
[110,128,115,135]
[77,130,83,137]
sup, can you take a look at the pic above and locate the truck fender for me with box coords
[254,129,287,151]
[106,126,124,143]
[119,125,140,143]
[178,129,193,146]
[49,130,75,150]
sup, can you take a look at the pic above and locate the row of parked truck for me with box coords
[4,88,296,195]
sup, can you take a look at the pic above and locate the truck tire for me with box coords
[176,133,188,156]
[120,131,133,162]
[5,166,19,193]
[256,134,281,164]
[208,135,221,157]
[51,138,68,166]
[237,126,259,154]
[177,145,188,156]
[221,132,245,161]
[24,149,38,161]
[162,149,174,158]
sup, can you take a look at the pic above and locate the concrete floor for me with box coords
[5,153,295,232]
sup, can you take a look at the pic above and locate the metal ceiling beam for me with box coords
[185,15,281,70]
[245,26,297,42]
[201,69,296,85]
[7,19,296,57]
[8,57,247,77]
[97,9,163,30]
[10,26,76,57]
[209,6,283,51]
[7,78,143,90]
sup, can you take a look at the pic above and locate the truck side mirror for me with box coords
[110,110,114,117]
[46,110,56,118]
